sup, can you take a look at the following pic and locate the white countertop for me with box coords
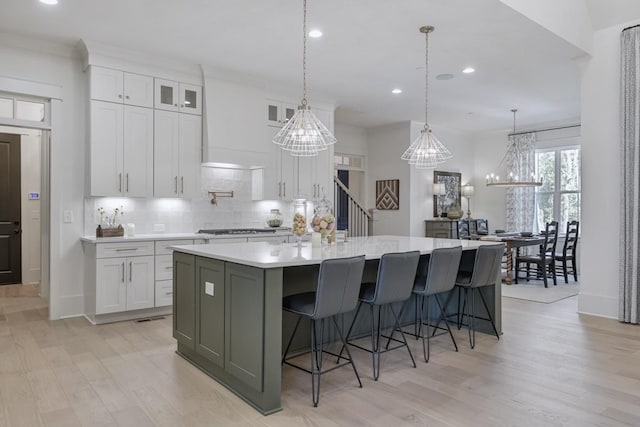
[172,235,504,269]
[80,231,292,244]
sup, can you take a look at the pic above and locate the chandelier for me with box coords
[272,0,336,156]
[401,26,452,168]
[486,109,542,187]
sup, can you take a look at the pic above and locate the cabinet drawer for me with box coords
[96,241,154,258]
[155,254,174,280]
[155,239,194,255]
[155,280,173,307]
[427,222,452,231]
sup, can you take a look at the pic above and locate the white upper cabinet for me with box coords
[89,100,153,197]
[155,79,202,115]
[90,66,153,108]
[296,107,335,201]
[153,110,201,198]
[267,100,297,127]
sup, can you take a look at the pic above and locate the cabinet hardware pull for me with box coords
[118,94,123,99]
[174,176,178,194]
[129,262,132,282]
[125,95,130,99]
[121,262,125,282]
[283,182,286,197]
[174,103,177,107]
[116,248,138,251]
[118,173,122,192]
[278,182,281,197]
[164,266,173,270]
[181,176,184,194]
[165,292,173,296]
[126,173,129,193]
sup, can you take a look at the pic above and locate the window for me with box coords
[535,146,581,231]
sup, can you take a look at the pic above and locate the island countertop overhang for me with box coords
[170,235,504,269]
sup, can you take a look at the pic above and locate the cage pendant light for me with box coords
[272,0,336,156]
[401,26,452,169]
[486,109,542,187]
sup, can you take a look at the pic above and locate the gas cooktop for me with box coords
[197,228,279,236]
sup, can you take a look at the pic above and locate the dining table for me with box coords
[478,233,545,285]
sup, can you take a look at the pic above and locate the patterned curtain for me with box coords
[505,132,537,232]
[619,27,640,324]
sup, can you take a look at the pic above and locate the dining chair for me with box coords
[555,220,579,283]
[515,221,559,287]
[281,255,366,407]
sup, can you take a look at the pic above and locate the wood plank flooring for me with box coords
[1,283,639,426]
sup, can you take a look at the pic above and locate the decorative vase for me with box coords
[292,198,307,247]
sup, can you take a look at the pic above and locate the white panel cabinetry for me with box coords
[90,66,153,108]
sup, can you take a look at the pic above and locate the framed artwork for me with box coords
[433,171,461,217]
[375,179,399,210]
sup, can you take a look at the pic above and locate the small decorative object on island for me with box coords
[310,194,335,244]
[266,209,283,228]
[96,206,124,237]
[292,198,307,247]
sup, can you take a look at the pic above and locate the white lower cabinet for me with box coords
[154,239,194,307]
[96,255,154,314]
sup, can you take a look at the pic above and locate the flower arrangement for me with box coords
[98,205,124,228]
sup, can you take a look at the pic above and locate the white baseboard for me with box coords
[578,292,618,319]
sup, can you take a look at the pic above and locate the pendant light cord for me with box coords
[424,29,429,126]
[302,0,308,106]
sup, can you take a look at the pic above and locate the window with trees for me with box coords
[534,146,581,231]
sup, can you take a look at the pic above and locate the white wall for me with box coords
[408,123,476,237]
[335,122,368,157]
[499,0,593,54]
[367,122,411,235]
[21,129,41,285]
[0,37,86,319]
[578,20,639,319]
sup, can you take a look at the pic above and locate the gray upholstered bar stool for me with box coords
[411,246,463,362]
[339,251,420,381]
[455,243,504,349]
[281,255,366,407]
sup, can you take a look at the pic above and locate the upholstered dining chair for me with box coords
[281,255,366,407]
[555,220,579,283]
[515,220,559,287]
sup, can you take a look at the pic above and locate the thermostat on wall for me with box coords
[28,192,40,200]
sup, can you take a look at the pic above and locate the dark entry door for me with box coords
[0,133,21,285]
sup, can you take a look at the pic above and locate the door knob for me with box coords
[13,229,20,234]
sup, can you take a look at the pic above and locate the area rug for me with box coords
[501,281,579,303]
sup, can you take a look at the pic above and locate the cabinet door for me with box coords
[174,252,196,350]
[154,109,180,197]
[126,255,155,311]
[123,73,154,108]
[278,148,296,200]
[178,113,201,198]
[90,66,123,103]
[90,100,124,196]
[123,105,153,197]
[266,100,296,127]
[179,83,202,115]
[96,257,126,314]
[225,263,264,391]
[195,257,225,368]
[154,78,179,111]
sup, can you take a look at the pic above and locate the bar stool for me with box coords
[339,251,420,381]
[281,255,366,407]
[411,246,462,362]
[455,243,504,349]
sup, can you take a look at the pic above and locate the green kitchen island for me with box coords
[171,235,503,415]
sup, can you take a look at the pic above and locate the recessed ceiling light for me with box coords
[308,29,323,38]
[391,88,402,94]
[462,67,475,74]
[39,0,58,4]
[435,73,454,80]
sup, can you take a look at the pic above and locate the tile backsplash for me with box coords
[83,166,316,235]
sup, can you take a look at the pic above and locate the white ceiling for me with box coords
[0,0,596,132]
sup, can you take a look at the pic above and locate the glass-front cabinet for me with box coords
[155,79,202,115]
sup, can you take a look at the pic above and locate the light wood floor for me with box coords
[1,284,639,426]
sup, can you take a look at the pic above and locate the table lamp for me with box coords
[433,183,446,218]
[461,184,474,220]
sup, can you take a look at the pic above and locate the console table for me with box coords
[424,219,460,239]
